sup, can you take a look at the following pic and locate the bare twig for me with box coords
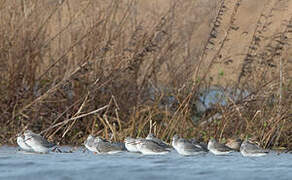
[41,105,109,135]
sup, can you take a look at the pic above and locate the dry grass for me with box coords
[0,0,291,150]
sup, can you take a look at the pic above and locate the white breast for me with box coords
[125,143,138,152]
[25,137,49,153]
[17,136,32,151]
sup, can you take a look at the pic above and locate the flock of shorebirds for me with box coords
[16,130,269,157]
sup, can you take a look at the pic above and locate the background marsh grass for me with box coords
[0,0,291,150]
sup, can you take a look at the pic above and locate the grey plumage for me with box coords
[190,138,209,152]
[181,139,206,152]
[146,133,172,150]
[84,135,124,154]
[24,130,55,148]
[172,135,207,156]
[112,142,126,151]
[23,130,55,153]
[95,137,124,153]
[209,139,232,152]
[136,138,170,155]
[207,138,233,155]
[240,140,268,157]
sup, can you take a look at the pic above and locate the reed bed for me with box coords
[0,0,291,150]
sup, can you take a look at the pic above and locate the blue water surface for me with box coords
[0,146,291,180]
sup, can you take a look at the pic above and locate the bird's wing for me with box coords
[246,143,268,153]
[32,134,55,148]
[153,139,172,149]
[145,141,169,152]
[213,142,233,152]
[189,139,208,151]
[180,140,202,152]
[97,142,122,152]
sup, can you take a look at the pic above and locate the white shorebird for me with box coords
[85,135,125,154]
[207,138,233,155]
[136,138,170,155]
[23,130,56,153]
[84,134,99,152]
[85,135,124,154]
[240,140,269,157]
[146,133,172,150]
[17,133,33,152]
[124,137,139,153]
[172,135,208,156]
[94,136,124,154]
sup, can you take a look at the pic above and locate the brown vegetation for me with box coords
[0,0,291,150]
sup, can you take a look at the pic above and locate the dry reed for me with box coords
[0,0,291,150]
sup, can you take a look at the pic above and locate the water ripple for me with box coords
[0,147,292,180]
[0,161,35,168]
[0,156,11,160]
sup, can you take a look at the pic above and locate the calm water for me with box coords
[0,146,291,180]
